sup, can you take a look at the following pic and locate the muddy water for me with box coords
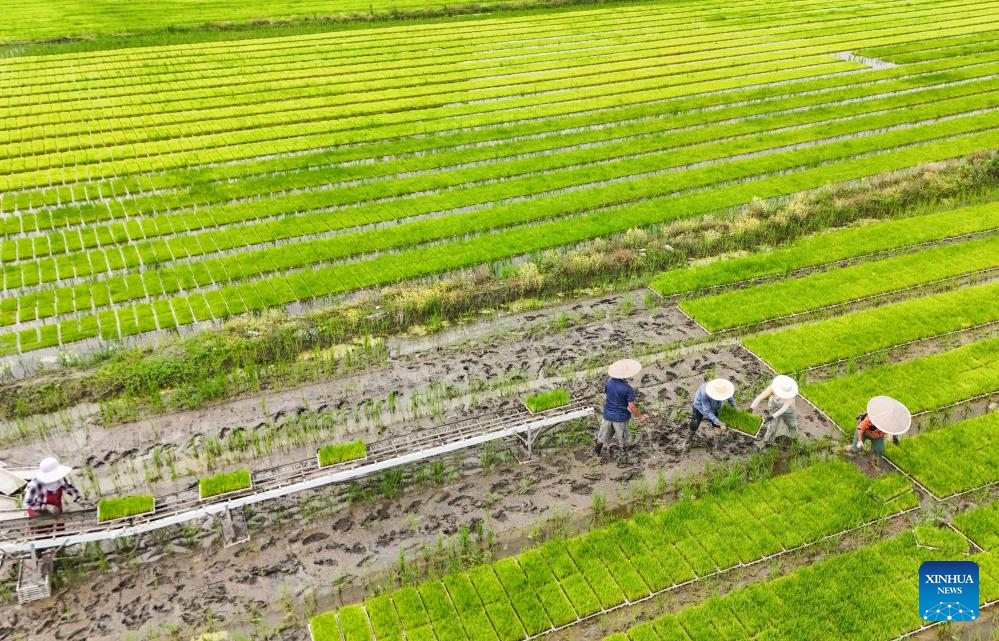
[0,293,839,640]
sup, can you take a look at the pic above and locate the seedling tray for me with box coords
[97,497,156,524]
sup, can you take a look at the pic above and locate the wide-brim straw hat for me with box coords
[608,359,642,379]
[772,375,799,400]
[866,396,911,435]
[705,378,735,401]
[35,456,72,484]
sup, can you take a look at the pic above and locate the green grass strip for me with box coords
[718,404,763,436]
[651,200,999,297]
[744,278,999,372]
[525,390,570,413]
[198,467,252,499]
[890,412,999,498]
[96,494,155,522]
[318,439,367,467]
[681,232,999,331]
[803,336,999,429]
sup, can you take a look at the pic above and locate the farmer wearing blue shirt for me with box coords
[595,359,646,459]
[687,378,736,446]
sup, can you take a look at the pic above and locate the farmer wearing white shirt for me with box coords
[751,375,800,442]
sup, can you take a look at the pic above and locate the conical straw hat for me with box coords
[866,396,911,435]
[608,359,642,379]
[772,375,799,400]
[705,378,735,401]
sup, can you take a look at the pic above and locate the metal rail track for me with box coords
[0,400,593,555]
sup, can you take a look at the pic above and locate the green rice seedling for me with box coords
[524,389,570,413]
[913,524,968,555]
[96,495,155,522]
[584,530,650,601]
[392,586,429,631]
[651,201,999,296]
[651,615,691,641]
[868,474,913,503]
[339,605,374,641]
[310,613,341,641]
[718,405,763,436]
[492,558,551,635]
[443,574,497,641]
[888,412,999,498]
[745,280,999,371]
[558,573,601,617]
[406,627,437,641]
[533,583,577,627]
[417,581,456,623]
[483,601,525,641]
[803,336,999,428]
[682,233,999,331]
[602,527,985,641]
[317,439,367,467]
[953,500,999,551]
[538,541,578,580]
[366,594,403,641]
[565,539,625,609]
[198,468,252,499]
[627,622,660,641]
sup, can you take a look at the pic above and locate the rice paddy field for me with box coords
[4,0,999,359]
[1,1,998,640]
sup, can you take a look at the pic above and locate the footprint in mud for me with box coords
[302,532,329,545]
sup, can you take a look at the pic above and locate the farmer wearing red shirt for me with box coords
[23,457,86,518]
[848,396,910,461]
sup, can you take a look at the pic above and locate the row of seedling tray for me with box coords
[94,439,367,523]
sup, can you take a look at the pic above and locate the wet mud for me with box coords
[0,292,838,640]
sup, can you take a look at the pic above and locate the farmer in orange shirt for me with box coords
[848,396,910,462]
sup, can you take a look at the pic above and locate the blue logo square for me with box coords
[919,561,979,621]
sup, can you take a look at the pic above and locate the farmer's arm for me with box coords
[62,478,82,502]
[627,388,645,422]
[23,481,43,511]
[750,387,771,411]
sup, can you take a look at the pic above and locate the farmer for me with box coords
[751,375,800,443]
[687,378,736,443]
[595,359,646,459]
[23,457,86,519]
[847,396,910,463]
